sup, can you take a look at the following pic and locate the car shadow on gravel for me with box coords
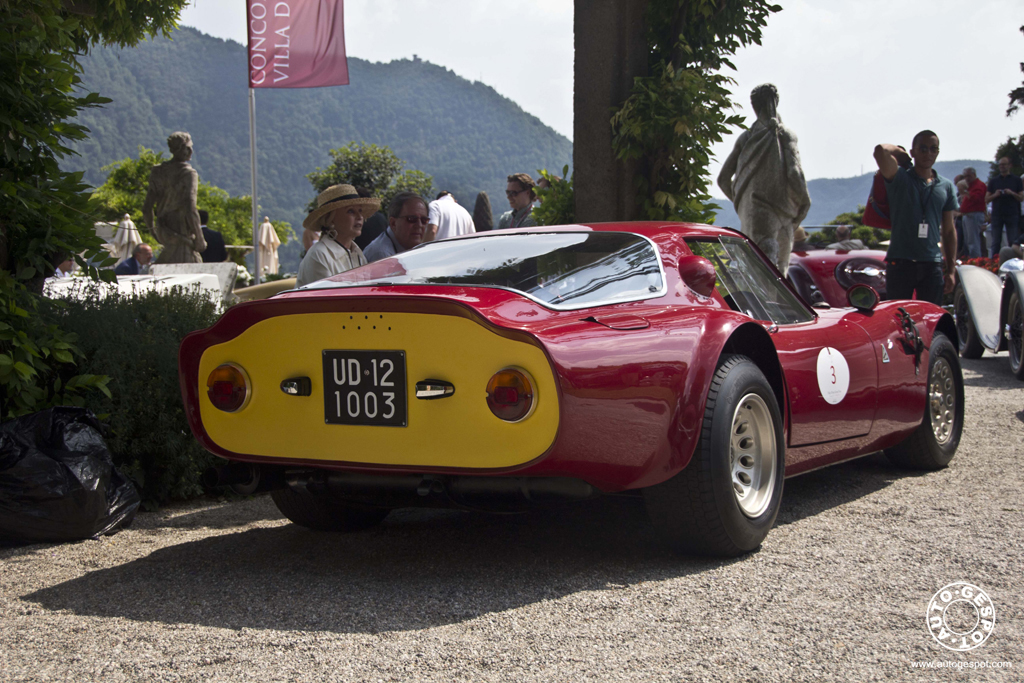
[775,452,923,526]
[24,452,913,635]
[959,354,1021,389]
[25,496,727,634]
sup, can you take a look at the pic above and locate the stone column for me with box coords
[573,0,649,223]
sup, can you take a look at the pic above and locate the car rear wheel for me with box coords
[953,285,984,359]
[885,332,964,470]
[1008,291,1024,380]
[644,355,785,557]
[271,486,390,532]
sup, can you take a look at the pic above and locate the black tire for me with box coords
[953,285,984,359]
[885,332,964,470]
[1008,291,1024,381]
[271,486,390,532]
[644,355,785,557]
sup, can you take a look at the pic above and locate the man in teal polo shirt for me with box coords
[873,130,958,305]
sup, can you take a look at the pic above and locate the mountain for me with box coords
[64,27,573,270]
[711,160,992,229]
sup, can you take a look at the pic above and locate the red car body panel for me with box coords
[789,248,888,307]
[180,223,950,491]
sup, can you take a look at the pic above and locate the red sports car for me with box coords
[180,223,963,557]
[787,248,888,308]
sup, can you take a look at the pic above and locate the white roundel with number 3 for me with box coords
[816,347,850,405]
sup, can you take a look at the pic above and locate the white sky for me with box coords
[179,0,1022,194]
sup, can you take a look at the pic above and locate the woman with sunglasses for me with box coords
[364,191,431,263]
[296,184,380,288]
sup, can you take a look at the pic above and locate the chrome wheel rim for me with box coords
[954,290,971,349]
[929,357,956,444]
[1010,299,1023,371]
[730,393,777,518]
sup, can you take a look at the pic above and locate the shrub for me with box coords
[532,166,575,226]
[56,284,221,507]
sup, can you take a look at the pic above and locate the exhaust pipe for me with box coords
[203,463,263,495]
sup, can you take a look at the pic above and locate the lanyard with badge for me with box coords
[917,177,937,239]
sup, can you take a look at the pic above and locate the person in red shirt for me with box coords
[958,166,987,258]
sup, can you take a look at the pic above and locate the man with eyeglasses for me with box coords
[874,130,958,305]
[497,173,537,230]
[364,191,430,262]
[985,157,1023,256]
[958,166,988,258]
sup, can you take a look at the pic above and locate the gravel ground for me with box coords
[1,355,1022,682]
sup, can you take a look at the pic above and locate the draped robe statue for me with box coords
[143,132,207,263]
[717,84,811,275]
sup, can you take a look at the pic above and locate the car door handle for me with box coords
[415,380,455,399]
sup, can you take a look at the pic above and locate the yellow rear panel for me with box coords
[198,311,559,468]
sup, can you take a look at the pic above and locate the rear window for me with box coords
[308,232,666,310]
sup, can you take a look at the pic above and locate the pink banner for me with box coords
[247,0,349,88]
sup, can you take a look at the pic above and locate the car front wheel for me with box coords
[1008,291,1024,380]
[953,285,984,359]
[885,332,964,469]
[644,355,785,557]
[271,486,390,532]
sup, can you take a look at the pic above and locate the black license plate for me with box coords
[323,350,407,426]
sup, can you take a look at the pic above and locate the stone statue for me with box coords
[143,132,207,263]
[717,84,811,274]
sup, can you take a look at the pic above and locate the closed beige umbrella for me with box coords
[111,214,142,265]
[258,216,282,275]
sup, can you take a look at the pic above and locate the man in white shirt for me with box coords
[425,191,475,242]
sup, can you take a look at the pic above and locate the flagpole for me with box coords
[248,87,261,286]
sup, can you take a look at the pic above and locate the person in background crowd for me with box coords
[986,157,1023,256]
[199,209,228,263]
[953,176,968,258]
[114,243,153,276]
[426,191,475,242]
[497,173,537,230]
[958,167,987,258]
[364,192,430,262]
[791,226,810,251]
[54,258,75,278]
[296,184,378,288]
[355,186,389,250]
[473,191,494,232]
[873,130,958,305]
[827,225,865,250]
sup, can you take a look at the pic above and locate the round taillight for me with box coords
[486,368,535,422]
[206,363,250,412]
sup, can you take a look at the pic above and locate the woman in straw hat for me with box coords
[296,184,381,288]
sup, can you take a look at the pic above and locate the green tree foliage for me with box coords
[57,284,221,507]
[533,166,575,226]
[90,146,292,262]
[0,0,187,418]
[989,136,1024,180]
[1007,25,1024,117]
[826,206,890,248]
[306,142,434,215]
[611,0,780,223]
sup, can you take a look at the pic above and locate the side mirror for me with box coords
[847,284,879,311]
[678,255,717,298]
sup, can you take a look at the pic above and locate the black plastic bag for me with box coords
[0,407,140,544]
